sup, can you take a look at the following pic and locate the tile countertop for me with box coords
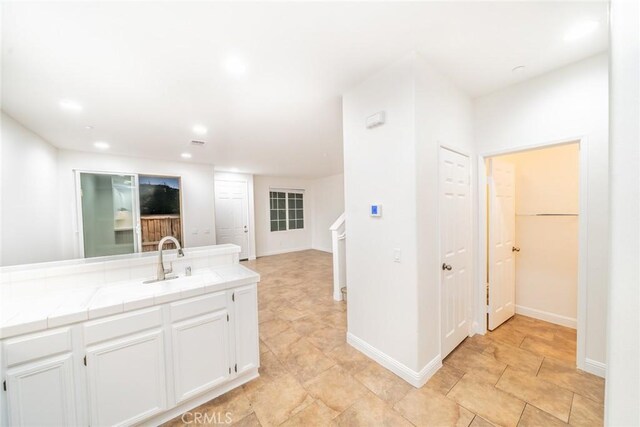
[0,264,260,340]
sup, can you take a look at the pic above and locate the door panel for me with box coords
[440,148,471,358]
[6,354,77,426]
[488,158,516,330]
[171,310,231,403]
[85,329,167,426]
[215,181,250,260]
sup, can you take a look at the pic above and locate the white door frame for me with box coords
[476,136,588,371]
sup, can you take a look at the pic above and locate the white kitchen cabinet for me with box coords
[85,329,167,426]
[171,310,231,403]
[1,281,259,427]
[232,284,259,375]
[5,354,77,426]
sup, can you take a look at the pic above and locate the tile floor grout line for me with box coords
[527,401,572,424]
[444,369,466,396]
[494,363,509,386]
[568,392,576,424]
[535,356,545,376]
[515,402,528,426]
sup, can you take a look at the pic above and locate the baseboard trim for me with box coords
[311,245,332,254]
[346,332,441,388]
[256,247,313,257]
[515,305,577,329]
[583,358,606,378]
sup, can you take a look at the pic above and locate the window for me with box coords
[139,175,183,252]
[288,192,304,230]
[270,191,287,231]
[77,171,184,259]
[270,190,304,231]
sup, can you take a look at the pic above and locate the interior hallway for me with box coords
[166,250,604,427]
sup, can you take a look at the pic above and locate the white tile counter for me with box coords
[0,264,258,339]
[0,244,259,339]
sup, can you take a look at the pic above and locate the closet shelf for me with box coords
[516,213,579,216]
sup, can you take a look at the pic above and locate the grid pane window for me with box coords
[269,191,287,231]
[288,193,304,230]
[270,191,304,231]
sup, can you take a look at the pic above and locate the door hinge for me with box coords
[234,364,238,373]
[227,313,230,322]
[232,292,235,302]
[84,356,87,366]
[229,367,231,374]
[3,380,6,391]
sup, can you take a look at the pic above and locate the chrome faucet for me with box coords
[156,236,184,281]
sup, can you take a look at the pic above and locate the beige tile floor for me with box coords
[165,250,605,427]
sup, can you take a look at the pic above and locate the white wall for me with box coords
[606,0,640,424]
[214,171,257,260]
[57,150,216,260]
[310,173,344,253]
[1,112,61,266]
[415,56,474,368]
[500,144,579,328]
[253,175,314,257]
[343,55,421,373]
[474,53,609,371]
[343,53,473,379]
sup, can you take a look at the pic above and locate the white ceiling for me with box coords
[1,1,608,178]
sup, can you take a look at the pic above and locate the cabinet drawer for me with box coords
[4,327,72,367]
[169,292,227,323]
[84,307,162,345]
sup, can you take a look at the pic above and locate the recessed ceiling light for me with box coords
[512,65,526,74]
[85,125,94,130]
[59,99,83,111]
[181,152,192,159]
[192,125,208,135]
[224,57,247,76]
[93,141,109,150]
[564,20,600,42]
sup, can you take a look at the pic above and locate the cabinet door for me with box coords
[172,310,230,403]
[86,329,167,426]
[233,284,259,375]
[6,354,77,427]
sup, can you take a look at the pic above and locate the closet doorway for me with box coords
[481,140,585,360]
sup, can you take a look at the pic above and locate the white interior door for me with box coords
[488,158,516,330]
[215,180,250,260]
[440,148,471,358]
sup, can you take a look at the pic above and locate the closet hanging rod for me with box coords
[516,213,579,216]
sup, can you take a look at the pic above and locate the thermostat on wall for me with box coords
[370,204,382,217]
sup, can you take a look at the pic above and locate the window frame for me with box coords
[269,190,305,232]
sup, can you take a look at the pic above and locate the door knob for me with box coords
[512,247,521,252]
[442,263,453,271]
